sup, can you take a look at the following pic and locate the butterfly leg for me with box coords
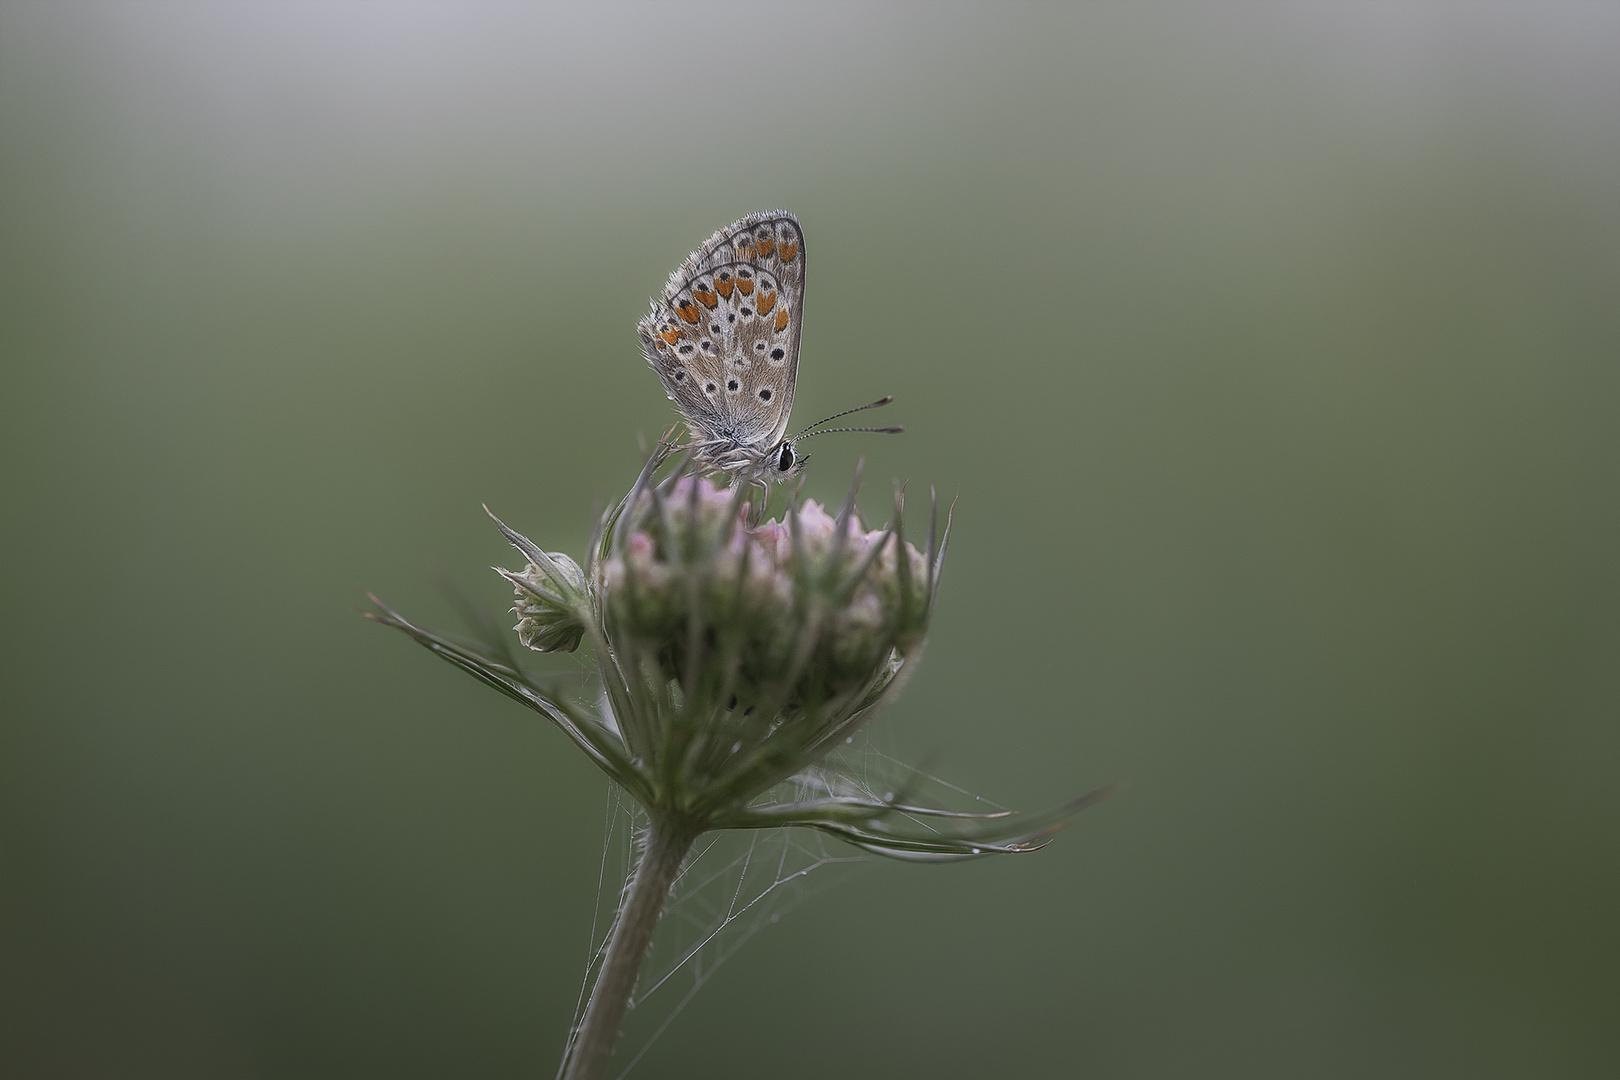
[728,474,755,528]
[755,479,776,527]
[731,476,770,528]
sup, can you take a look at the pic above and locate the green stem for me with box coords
[562,818,695,1080]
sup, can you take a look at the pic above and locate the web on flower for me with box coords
[556,744,1013,1079]
[557,788,863,1078]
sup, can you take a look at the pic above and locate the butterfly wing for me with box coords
[638,211,807,452]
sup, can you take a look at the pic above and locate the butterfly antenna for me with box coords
[797,424,904,439]
[793,396,895,438]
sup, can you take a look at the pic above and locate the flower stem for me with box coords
[562,818,695,1080]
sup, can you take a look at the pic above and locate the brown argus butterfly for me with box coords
[637,211,899,485]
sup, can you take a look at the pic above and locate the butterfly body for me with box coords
[638,211,810,484]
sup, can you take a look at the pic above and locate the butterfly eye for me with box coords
[777,444,795,472]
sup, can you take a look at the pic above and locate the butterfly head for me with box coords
[771,439,807,479]
[707,396,900,483]
[688,433,806,485]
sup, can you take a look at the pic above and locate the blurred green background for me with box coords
[2,3,1616,1077]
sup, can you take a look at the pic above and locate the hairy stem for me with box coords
[562,818,695,1080]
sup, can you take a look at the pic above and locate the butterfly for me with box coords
[638,210,899,485]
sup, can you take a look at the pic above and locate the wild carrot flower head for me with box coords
[369,447,1105,858]
[604,474,929,718]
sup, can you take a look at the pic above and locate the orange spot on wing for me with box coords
[694,286,718,308]
[658,328,684,346]
[737,278,754,296]
[774,307,790,332]
[736,241,756,260]
[676,301,700,323]
[756,290,776,315]
[715,276,734,297]
[778,240,798,261]
[755,235,776,257]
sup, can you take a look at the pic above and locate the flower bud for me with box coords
[602,475,928,716]
[508,550,587,653]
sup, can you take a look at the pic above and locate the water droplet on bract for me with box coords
[845,736,853,744]
[884,791,895,802]
[970,848,981,854]
[731,741,742,753]
[770,913,780,924]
